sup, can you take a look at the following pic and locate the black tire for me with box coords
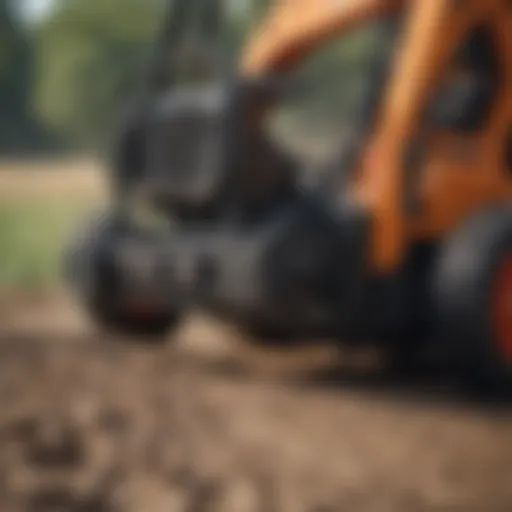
[86,302,179,342]
[432,205,512,393]
[64,212,180,343]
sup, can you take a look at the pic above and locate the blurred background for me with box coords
[0,0,380,293]
[0,0,159,292]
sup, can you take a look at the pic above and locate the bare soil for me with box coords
[0,159,105,202]
[0,296,511,512]
[1,163,511,510]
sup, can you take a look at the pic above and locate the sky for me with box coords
[22,0,54,21]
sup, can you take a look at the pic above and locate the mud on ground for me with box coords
[0,296,511,512]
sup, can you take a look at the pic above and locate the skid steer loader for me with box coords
[65,0,512,390]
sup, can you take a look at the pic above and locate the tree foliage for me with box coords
[0,0,45,152]
[33,0,164,149]
[3,0,377,155]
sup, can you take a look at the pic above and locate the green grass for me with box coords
[0,198,96,290]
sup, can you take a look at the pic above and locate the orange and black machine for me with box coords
[66,0,512,390]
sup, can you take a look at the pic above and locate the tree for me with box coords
[31,0,309,151]
[0,0,42,153]
[33,0,164,149]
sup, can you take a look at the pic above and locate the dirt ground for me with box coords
[1,163,512,511]
[0,159,105,202]
[0,295,511,512]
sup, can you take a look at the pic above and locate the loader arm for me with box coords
[241,0,478,273]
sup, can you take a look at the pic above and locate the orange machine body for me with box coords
[241,0,512,273]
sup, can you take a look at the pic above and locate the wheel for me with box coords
[86,303,179,341]
[64,212,181,342]
[432,205,512,393]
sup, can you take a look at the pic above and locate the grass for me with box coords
[0,199,96,290]
[0,159,104,291]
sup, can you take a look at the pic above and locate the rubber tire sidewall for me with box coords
[65,212,179,342]
[432,205,512,391]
